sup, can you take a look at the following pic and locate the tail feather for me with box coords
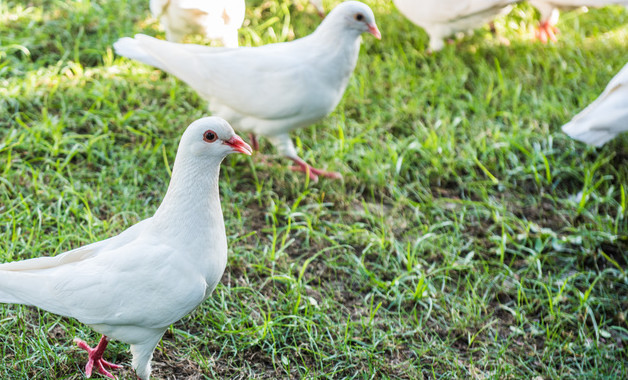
[562,123,614,147]
[561,63,628,146]
[0,271,47,307]
[113,37,166,70]
[0,285,24,305]
[0,269,78,319]
[114,34,224,97]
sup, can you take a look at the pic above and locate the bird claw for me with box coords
[535,21,558,43]
[74,337,122,379]
[289,160,342,181]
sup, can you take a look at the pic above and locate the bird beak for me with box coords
[224,135,253,155]
[368,23,381,40]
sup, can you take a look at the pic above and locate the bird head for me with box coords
[180,117,252,159]
[329,1,381,40]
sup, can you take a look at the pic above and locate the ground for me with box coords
[0,0,627,379]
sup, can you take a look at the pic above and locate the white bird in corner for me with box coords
[529,1,628,43]
[150,0,245,46]
[308,0,326,17]
[0,117,252,379]
[114,1,381,181]
[562,63,628,146]
[393,0,518,51]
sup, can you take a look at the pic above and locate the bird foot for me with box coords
[74,336,122,379]
[535,21,558,43]
[290,158,342,181]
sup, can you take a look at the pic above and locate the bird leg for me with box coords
[488,21,510,47]
[248,133,259,151]
[290,157,342,181]
[74,335,122,379]
[535,21,558,43]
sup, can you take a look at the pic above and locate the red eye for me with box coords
[203,130,217,143]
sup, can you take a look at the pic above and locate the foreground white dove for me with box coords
[529,0,628,43]
[114,1,381,181]
[150,0,245,46]
[393,0,519,51]
[562,63,628,146]
[0,117,252,379]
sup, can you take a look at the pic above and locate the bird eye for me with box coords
[203,130,217,143]
[355,13,364,21]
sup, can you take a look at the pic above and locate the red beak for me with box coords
[224,135,252,155]
[368,23,381,40]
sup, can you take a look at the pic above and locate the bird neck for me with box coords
[307,19,363,84]
[151,153,225,242]
[312,17,363,50]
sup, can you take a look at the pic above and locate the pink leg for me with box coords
[290,157,342,182]
[74,335,123,379]
[248,133,259,151]
[535,21,558,43]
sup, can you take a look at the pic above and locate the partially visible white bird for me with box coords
[393,0,518,51]
[308,0,326,17]
[0,117,252,379]
[115,1,381,181]
[150,0,245,46]
[562,63,628,146]
[529,1,628,43]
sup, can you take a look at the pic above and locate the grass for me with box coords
[1,0,627,378]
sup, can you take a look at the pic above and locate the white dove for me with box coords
[0,117,252,379]
[562,63,628,146]
[393,0,518,51]
[308,0,326,17]
[150,0,245,46]
[529,0,628,43]
[114,1,381,181]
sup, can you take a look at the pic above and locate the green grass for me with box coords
[1,0,627,378]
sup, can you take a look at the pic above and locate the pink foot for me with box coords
[535,21,558,43]
[290,157,342,182]
[74,336,122,379]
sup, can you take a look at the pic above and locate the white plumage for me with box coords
[150,0,245,46]
[562,63,628,146]
[0,117,252,380]
[529,0,628,42]
[308,0,325,17]
[115,1,381,181]
[393,0,518,51]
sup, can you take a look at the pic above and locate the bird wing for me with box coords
[115,35,327,122]
[0,225,207,329]
[0,219,150,272]
[396,0,517,23]
[454,0,519,20]
[562,63,628,146]
[532,0,628,7]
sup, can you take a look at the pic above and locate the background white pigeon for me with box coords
[114,1,381,181]
[308,0,326,17]
[393,0,519,51]
[150,0,245,46]
[529,0,628,43]
[562,63,628,146]
[0,117,252,380]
